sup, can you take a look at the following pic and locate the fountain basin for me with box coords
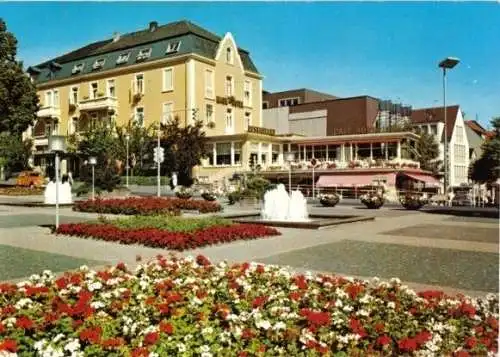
[230,213,374,230]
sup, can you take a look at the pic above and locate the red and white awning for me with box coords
[316,173,396,187]
[403,173,441,187]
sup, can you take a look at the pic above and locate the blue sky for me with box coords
[1,1,499,127]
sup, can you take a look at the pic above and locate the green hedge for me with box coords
[120,176,171,186]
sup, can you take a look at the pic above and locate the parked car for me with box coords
[16,171,44,188]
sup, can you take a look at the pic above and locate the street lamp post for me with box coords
[125,134,130,188]
[89,156,97,200]
[157,124,161,197]
[438,57,460,199]
[285,152,295,195]
[311,158,317,198]
[48,135,66,229]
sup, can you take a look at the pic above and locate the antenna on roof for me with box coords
[149,21,158,32]
[112,32,120,42]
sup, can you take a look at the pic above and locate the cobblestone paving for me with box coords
[382,224,499,244]
[259,240,499,292]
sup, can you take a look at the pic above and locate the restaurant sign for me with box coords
[247,126,276,136]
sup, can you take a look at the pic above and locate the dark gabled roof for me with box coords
[31,20,259,84]
[411,105,460,141]
[464,120,488,136]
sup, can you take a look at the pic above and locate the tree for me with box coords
[0,19,39,135]
[0,132,33,174]
[404,131,441,174]
[161,117,207,186]
[76,123,120,192]
[114,121,156,175]
[469,117,500,183]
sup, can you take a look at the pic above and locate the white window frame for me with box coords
[116,52,130,65]
[137,48,152,61]
[134,73,145,95]
[72,63,84,74]
[93,58,105,70]
[162,102,174,124]
[162,68,174,92]
[90,82,99,99]
[205,103,214,124]
[107,79,116,98]
[225,76,234,97]
[225,108,233,133]
[53,90,60,108]
[166,41,181,54]
[134,107,145,127]
[244,80,252,107]
[70,86,79,105]
[45,91,53,107]
[205,69,214,99]
[244,112,251,130]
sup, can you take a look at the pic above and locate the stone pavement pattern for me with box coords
[0,200,498,296]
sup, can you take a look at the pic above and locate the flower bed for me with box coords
[55,222,280,250]
[73,197,221,215]
[0,186,44,196]
[360,193,385,209]
[0,256,497,356]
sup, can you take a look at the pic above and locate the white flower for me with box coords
[64,339,81,353]
[90,301,105,310]
[15,298,33,309]
[255,319,272,330]
[390,277,401,285]
[387,302,396,309]
[177,343,187,353]
[88,282,102,291]
[273,321,287,331]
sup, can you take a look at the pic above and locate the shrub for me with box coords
[112,215,231,232]
[122,176,170,186]
[319,193,340,207]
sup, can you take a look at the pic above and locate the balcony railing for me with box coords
[79,96,118,112]
[37,105,60,118]
[262,158,421,171]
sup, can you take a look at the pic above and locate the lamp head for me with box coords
[439,57,460,69]
[48,135,66,153]
[89,157,97,165]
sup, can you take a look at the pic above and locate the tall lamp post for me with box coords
[438,57,460,197]
[285,152,295,195]
[48,135,66,229]
[89,156,97,200]
[125,134,130,188]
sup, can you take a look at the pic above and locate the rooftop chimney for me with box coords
[149,21,158,32]
[112,32,120,42]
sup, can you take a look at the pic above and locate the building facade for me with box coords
[25,20,263,176]
[262,88,337,109]
[411,105,470,187]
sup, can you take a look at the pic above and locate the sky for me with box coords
[1,1,499,128]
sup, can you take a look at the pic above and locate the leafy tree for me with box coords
[160,116,207,186]
[403,131,441,174]
[469,117,500,183]
[76,123,120,192]
[0,19,39,135]
[0,132,33,174]
[114,121,156,175]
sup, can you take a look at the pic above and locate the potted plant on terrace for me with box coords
[175,186,193,199]
[201,190,217,201]
[360,191,385,209]
[319,193,340,207]
[400,193,428,210]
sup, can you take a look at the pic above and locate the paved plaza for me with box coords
[0,198,498,297]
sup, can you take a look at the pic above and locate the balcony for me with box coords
[37,105,60,118]
[79,96,118,112]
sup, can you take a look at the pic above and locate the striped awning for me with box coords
[316,173,396,187]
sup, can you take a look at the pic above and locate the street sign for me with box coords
[153,147,165,163]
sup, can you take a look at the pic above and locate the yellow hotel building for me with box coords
[25,20,272,182]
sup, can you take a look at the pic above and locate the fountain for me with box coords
[261,184,309,221]
[232,183,374,229]
[44,180,73,205]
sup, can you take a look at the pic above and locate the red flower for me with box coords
[79,326,102,344]
[55,277,69,289]
[454,351,470,357]
[159,321,174,335]
[101,337,124,349]
[294,275,308,290]
[346,283,364,299]
[376,335,391,346]
[349,317,367,338]
[398,337,417,352]
[0,339,17,352]
[374,322,385,333]
[241,328,254,340]
[252,295,268,309]
[131,347,150,357]
[289,291,302,301]
[300,309,331,328]
[144,332,159,345]
[196,254,211,266]
[15,316,34,330]
[465,336,477,349]
[238,352,248,357]
[415,330,432,345]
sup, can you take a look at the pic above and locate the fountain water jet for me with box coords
[261,184,309,221]
[44,180,73,205]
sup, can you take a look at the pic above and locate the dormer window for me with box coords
[226,47,233,64]
[136,48,152,62]
[92,58,105,70]
[71,63,84,75]
[166,41,181,54]
[116,52,130,65]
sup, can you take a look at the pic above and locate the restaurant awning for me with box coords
[316,173,396,187]
[403,173,441,186]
